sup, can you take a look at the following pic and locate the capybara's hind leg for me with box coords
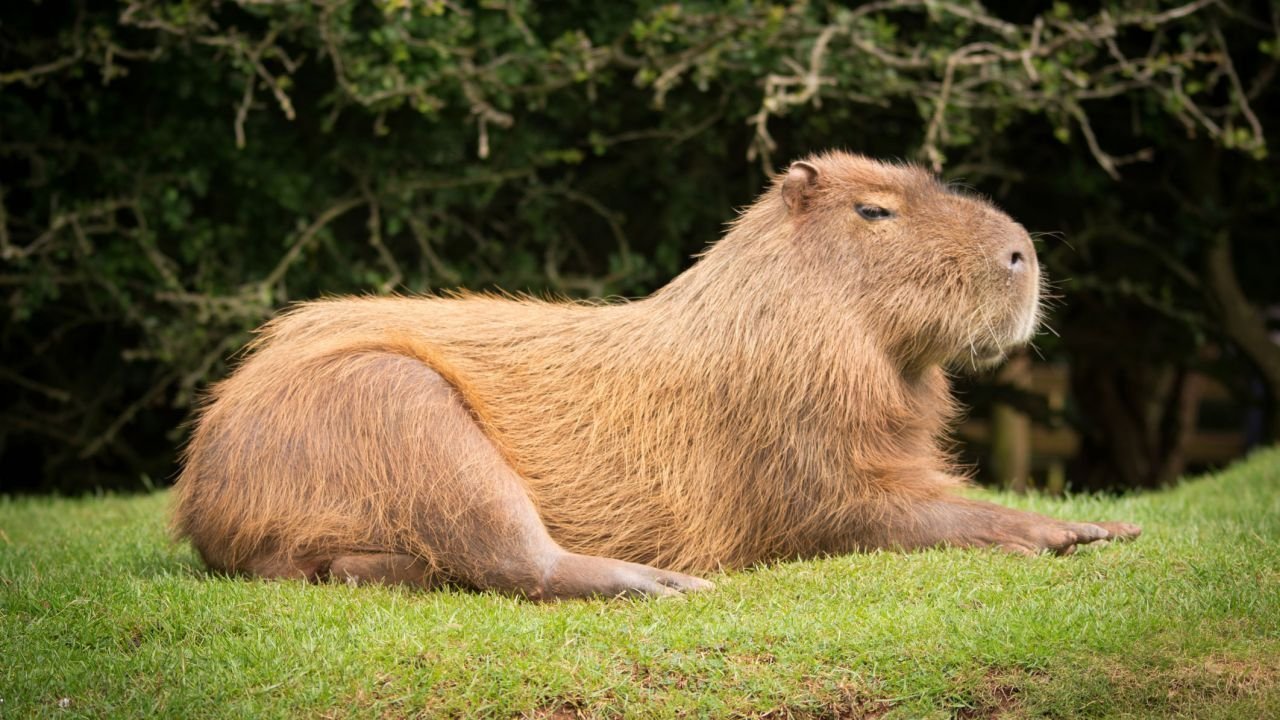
[328,553,438,588]
[342,353,712,600]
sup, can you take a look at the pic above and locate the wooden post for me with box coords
[991,351,1032,493]
[1045,364,1066,495]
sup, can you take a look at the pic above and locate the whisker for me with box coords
[1028,340,1046,361]
[982,314,1001,358]
[1030,230,1074,252]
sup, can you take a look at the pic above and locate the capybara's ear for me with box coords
[782,161,819,212]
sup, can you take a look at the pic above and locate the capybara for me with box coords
[173,152,1141,599]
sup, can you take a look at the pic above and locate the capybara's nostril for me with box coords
[1009,251,1025,270]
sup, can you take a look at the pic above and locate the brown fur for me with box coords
[173,152,1138,597]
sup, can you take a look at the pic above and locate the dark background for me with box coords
[2,0,1278,494]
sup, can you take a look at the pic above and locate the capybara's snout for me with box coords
[999,227,1036,279]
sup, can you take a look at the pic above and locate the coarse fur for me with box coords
[173,152,1139,598]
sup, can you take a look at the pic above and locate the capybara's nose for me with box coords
[1001,231,1035,275]
[1008,249,1026,271]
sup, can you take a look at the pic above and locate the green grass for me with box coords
[3,452,1279,719]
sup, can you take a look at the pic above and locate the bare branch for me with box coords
[1067,102,1120,180]
[1209,21,1265,152]
[258,196,366,293]
[356,177,403,293]
[0,50,84,87]
[79,372,177,459]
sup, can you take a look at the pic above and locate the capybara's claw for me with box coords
[1091,521,1143,541]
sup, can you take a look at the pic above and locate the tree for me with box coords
[1,0,1275,492]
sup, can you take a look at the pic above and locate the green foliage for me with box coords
[1,0,1276,491]
[3,449,1279,716]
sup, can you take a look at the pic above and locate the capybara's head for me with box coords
[775,152,1040,370]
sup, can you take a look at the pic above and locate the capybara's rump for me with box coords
[175,351,472,578]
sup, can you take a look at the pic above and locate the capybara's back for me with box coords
[174,152,1140,600]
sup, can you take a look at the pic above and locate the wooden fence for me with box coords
[959,359,1246,491]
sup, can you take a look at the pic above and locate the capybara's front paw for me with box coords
[1089,521,1143,542]
[970,517,1142,556]
[534,552,713,601]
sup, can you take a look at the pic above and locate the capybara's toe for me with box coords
[656,571,714,593]
[1094,521,1142,541]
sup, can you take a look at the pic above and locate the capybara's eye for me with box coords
[856,204,895,221]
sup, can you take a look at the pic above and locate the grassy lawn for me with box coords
[3,451,1279,719]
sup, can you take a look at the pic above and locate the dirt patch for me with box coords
[1200,655,1279,696]
[953,667,1044,720]
[1162,654,1279,711]
[1096,651,1280,715]
[954,682,1021,720]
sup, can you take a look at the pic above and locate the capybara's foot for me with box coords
[533,552,713,601]
[966,515,1142,556]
